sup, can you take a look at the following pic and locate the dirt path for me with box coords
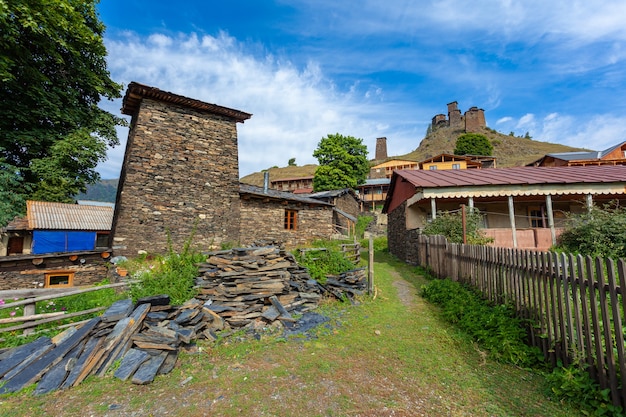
[390,269,418,308]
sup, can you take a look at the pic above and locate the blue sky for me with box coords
[96,0,626,179]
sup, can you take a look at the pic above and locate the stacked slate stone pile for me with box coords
[195,246,368,329]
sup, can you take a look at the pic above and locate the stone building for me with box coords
[375,137,388,160]
[111,83,252,256]
[431,101,486,133]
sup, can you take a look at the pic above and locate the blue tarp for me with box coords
[32,230,97,254]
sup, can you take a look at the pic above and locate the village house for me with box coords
[383,165,626,263]
[527,141,626,167]
[307,188,360,235]
[419,153,496,170]
[0,201,114,290]
[111,82,341,256]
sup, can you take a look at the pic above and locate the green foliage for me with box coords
[293,246,356,283]
[128,247,205,306]
[421,278,543,367]
[546,364,624,417]
[288,158,296,166]
[454,133,493,156]
[355,215,374,240]
[422,209,492,245]
[0,157,27,226]
[555,203,626,260]
[0,0,125,205]
[312,133,369,192]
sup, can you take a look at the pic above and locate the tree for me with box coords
[288,158,296,166]
[453,133,493,156]
[0,0,124,221]
[312,133,369,192]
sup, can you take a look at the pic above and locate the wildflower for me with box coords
[0,300,4,306]
[9,311,15,317]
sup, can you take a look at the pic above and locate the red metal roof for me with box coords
[394,165,626,188]
[26,201,113,230]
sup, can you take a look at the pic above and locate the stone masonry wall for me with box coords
[0,252,111,290]
[112,98,241,256]
[333,194,360,233]
[240,199,333,248]
[465,107,486,133]
[387,201,421,265]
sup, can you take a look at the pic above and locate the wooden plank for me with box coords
[577,254,597,380]
[131,352,168,385]
[595,258,620,405]
[113,348,150,381]
[587,256,606,387]
[0,317,100,394]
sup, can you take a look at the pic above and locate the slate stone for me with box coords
[173,309,197,324]
[2,341,55,382]
[61,336,103,389]
[131,352,168,385]
[176,328,195,344]
[114,348,150,381]
[101,299,134,323]
[0,337,52,379]
[136,294,170,307]
[146,311,169,321]
[0,317,100,394]
[157,350,178,375]
[33,343,82,395]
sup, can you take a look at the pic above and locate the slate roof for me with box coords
[239,184,332,206]
[22,201,113,231]
[122,82,252,123]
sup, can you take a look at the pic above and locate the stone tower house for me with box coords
[111,82,252,256]
[375,137,388,160]
[430,101,486,133]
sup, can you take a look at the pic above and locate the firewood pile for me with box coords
[0,245,367,395]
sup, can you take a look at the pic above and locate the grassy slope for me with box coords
[240,128,588,185]
[0,251,581,416]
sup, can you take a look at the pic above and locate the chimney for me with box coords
[263,171,270,193]
[375,137,388,160]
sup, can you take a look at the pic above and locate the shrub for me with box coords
[293,245,356,283]
[555,203,626,260]
[422,209,492,245]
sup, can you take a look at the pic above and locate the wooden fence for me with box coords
[0,281,133,337]
[417,234,626,409]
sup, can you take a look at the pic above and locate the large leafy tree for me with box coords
[312,133,369,192]
[0,0,124,223]
[454,133,493,156]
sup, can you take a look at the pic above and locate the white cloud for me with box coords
[496,116,513,124]
[97,31,424,178]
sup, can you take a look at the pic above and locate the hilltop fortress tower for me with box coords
[431,101,486,133]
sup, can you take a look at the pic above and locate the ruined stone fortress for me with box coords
[431,101,486,133]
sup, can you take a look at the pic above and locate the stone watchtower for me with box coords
[447,101,463,128]
[375,137,388,160]
[110,82,252,256]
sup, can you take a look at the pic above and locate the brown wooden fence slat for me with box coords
[605,258,626,409]
[595,258,621,406]
[587,256,607,388]
[567,253,585,365]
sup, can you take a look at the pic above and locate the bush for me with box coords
[293,245,357,283]
[422,209,492,245]
[555,203,626,260]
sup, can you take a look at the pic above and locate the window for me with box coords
[284,209,298,230]
[45,271,74,288]
[452,163,460,169]
[429,165,437,170]
[96,232,109,248]
[528,206,545,228]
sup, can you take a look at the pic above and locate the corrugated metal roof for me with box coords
[27,201,113,230]
[395,165,626,188]
[239,184,332,206]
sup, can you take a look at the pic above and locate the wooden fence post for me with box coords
[368,235,374,295]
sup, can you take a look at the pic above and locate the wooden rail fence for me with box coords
[416,234,626,409]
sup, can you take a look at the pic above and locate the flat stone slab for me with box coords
[114,348,150,381]
[101,299,134,323]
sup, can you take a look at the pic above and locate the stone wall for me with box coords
[112,98,242,256]
[240,199,333,248]
[387,201,421,265]
[465,107,486,133]
[375,137,388,160]
[0,252,112,290]
[334,193,360,233]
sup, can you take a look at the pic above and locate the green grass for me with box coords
[0,250,584,416]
